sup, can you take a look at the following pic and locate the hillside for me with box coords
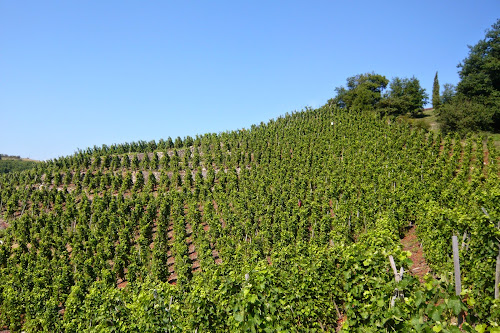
[0,106,499,331]
[0,155,38,174]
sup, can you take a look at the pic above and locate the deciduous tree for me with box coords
[331,72,389,111]
[378,76,428,116]
[440,19,500,132]
[440,84,456,105]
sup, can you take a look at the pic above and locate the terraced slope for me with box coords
[0,106,499,331]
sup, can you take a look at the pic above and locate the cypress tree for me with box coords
[432,71,440,109]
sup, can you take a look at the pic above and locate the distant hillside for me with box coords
[0,154,38,174]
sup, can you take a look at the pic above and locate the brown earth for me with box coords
[401,226,430,282]
[0,218,8,230]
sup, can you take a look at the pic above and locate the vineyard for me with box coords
[0,106,499,332]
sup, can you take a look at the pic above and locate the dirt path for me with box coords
[401,226,430,282]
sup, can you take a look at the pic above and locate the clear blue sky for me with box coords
[1,1,499,160]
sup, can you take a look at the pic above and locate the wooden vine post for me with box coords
[389,255,404,307]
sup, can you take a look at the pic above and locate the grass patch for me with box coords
[405,109,500,150]
[399,108,439,133]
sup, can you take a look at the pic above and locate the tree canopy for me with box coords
[457,19,500,99]
[331,72,427,117]
[378,76,428,117]
[330,72,389,111]
[440,83,456,105]
[439,19,500,133]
